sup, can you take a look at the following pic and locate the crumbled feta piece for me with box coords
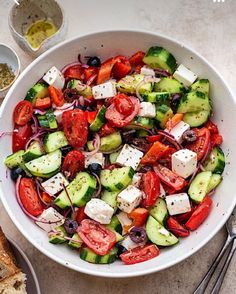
[85,152,105,168]
[165,193,191,215]
[36,208,65,232]
[159,184,166,199]
[172,149,197,179]
[117,185,143,213]
[173,64,198,87]
[92,81,117,99]
[84,199,114,224]
[165,121,190,143]
[43,66,65,89]
[138,102,156,118]
[41,173,69,195]
[115,144,143,170]
[132,173,142,188]
[54,104,74,123]
[140,66,155,76]
[121,236,144,250]
[117,211,132,235]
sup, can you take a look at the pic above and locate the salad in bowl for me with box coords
[3,45,225,266]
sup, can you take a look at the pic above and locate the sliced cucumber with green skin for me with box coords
[183,110,210,127]
[142,92,170,105]
[25,83,49,105]
[100,166,134,191]
[146,216,178,246]
[106,215,122,234]
[203,147,225,174]
[154,77,185,94]
[44,131,68,153]
[80,247,118,264]
[177,91,211,113]
[67,79,92,97]
[25,150,62,178]
[48,226,67,244]
[101,190,119,211]
[116,74,153,95]
[87,132,122,153]
[143,46,177,74]
[188,171,212,203]
[54,172,96,209]
[206,174,222,194]
[155,104,174,128]
[68,233,83,249]
[4,150,24,169]
[135,117,155,129]
[109,151,121,164]
[191,79,209,95]
[22,141,43,162]
[38,110,57,129]
[89,106,106,132]
[149,198,168,225]
[137,130,149,137]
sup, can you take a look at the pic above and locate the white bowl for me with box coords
[0,30,236,278]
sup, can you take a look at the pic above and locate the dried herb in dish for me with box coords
[0,63,15,89]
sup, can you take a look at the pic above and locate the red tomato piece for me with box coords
[128,208,148,227]
[77,219,116,256]
[154,164,186,191]
[140,141,170,165]
[62,150,85,179]
[166,217,190,237]
[185,196,212,231]
[114,93,135,116]
[63,64,84,80]
[161,183,177,195]
[134,64,143,74]
[129,51,145,66]
[98,123,116,137]
[211,133,223,147]
[48,86,64,107]
[34,97,51,110]
[19,178,43,216]
[113,57,131,80]
[62,109,88,148]
[41,192,53,205]
[84,66,98,83]
[12,123,32,152]
[75,207,87,223]
[120,244,160,265]
[174,206,196,224]
[85,110,98,124]
[186,128,210,161]
[142,171,160,207]
[204,120,219,134]
[146,135,162,143]
[13,101,33,126]
[96,57,117,85]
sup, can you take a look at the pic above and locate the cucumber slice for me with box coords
[154,77,185,94]
[44,131,68,153]
[203,147,225,175]
[25,150,62,178]
[89,106,106,132]
[22,141,43,162]
[48,226,67,244]
[146,216,178,246]
[191,79,209,95]
[68,233,83,249]
[149,198,168,225]
[100,166,134,191]
[87,132,122,153]
[177,91,211,113]
[25,83,49,105]
[142,92,170,104]
[67,79,92,97]
[135,117,155,129]
[106,215,122,234]
[116,74,153,95]
[4,150,24,169]
[109,151,121,164]
[38,109,58,129]
[183,110,210,127]
[188,171,212,203]
[101,190,119,211]
[155,104,174,128]
[206,174,222,194]
[137,130,149,137]
[143,47,177,73]
[54,172,96,209]
[80,247,118,264]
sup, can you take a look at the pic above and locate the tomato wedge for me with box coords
[63,64,84,80]
[146,135,162,143]
[120,244,160,265]
[12,123,32,152]
[113,57,131,80]
[35,97,51,110]
[98,123,116,137]
[142,171,160,207]
[85,110,98,124]
[166,217,190,237]
[62,150,85,180]
[62,109,88,148]
[114,93,135,116]
[129,51,145,66]
[154,164,186,191]
[48,86,64,107]
[75,207,87,224]
[41,192,53,205]
[174,206,196,224]
[140,141,170,165]
[96,57,117,85]
[13,101,33,126]
[19,178,43,216]
[128,208,148,227]
[84,66,98,83]
[77,219,116,256]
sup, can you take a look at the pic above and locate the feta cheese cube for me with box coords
[54,104,74,123]
[117,185,143,213]
[172,149,197,179]
[36,208,65,232]
[117,211,132,235]
[140,66,155,76]
[41,173,69,195]
[92,81,117,99]
[85,152,105,168]
[138,102,156,118]
[165,193,191,216]
[43,66,65,89]
[159,184,166,199]
[121,236,143,250]
[173,64,197,88]
[84,199,114,224]
[115,144,143,170]
[132,173,142,188]
[165,121,190,143]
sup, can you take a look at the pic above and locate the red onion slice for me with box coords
[157,130,182,150]
[63,184,75,214]
[86,74,97,86]
[33,109,46,115]
[92,173,102,198]
[0,130,18,139]
[54,100,76,110]
[83,133,101,157]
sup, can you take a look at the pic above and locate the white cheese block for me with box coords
[117,185,143,213]
[36,208,65,232]
[165,121,190,143]
[140,66,155,76]
[41,173,69,195]
[131,173,142,188]
[115,144,143,170]
[84,199,114,224]
[173,64,197,88]
[159,184,166,199]
[121,236,143,250]
[92,81,117,99]
[116,211,132,235]
[54,104,74,123]
[43,66,65,89]
[172,149,197,179]
[85,152,105,168]
[138,102,156,118]
[165,193,191,215]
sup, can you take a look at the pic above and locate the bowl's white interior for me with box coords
[0,31,235,277]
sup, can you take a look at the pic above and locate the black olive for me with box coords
[88,163,102,176]
[182,130,197,143]
[10,167,26,182]
[75,104,87,111]
[116,244,127,257]
[129,227,147,244]
[63,88,79,102]
[170,93,182,111]
[64,219,78,235]
[87,56,101,67]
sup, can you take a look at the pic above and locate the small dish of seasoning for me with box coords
[0,44,20,98]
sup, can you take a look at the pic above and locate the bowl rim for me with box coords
[0,29,236,278]
[0,43,21,92]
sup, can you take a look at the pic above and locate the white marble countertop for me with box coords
[1,0,236,293]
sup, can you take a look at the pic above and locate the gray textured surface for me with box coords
[0,0,236,293]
